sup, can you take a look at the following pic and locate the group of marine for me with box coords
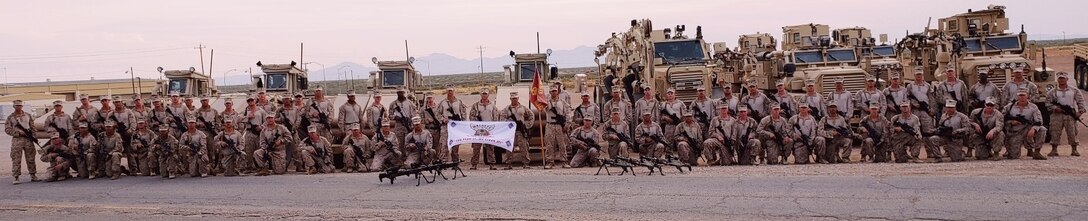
[5,68,1086,184]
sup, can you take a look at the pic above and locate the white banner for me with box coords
[446,121,517,151]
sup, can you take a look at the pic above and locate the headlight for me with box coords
[1046,84,1055,91]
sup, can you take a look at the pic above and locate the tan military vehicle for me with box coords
[368,57,424,107]
[497,50,558,108]
[155,66,217,98]
[1074,43,1088,90]
[254,61,310,97]
[834,27,902,88]
[595,19,716,102]
[780,24,870,94]
[899,5,1051,99]
[712,33,787,93]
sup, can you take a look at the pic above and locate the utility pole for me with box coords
[477,46,485,75]
[195,44,207,74]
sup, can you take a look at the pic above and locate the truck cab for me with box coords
[781,24,870,94]
[254,61,309,96]
[156,67,217,98]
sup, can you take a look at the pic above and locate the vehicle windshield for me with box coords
[825,49,857,62]
[794,51,822,63]
[518,63,542,81]
[383,70,406,87]
[654,40,705,64]
[168,79,188,94]
[963,35,1022,53]
[265,73,288,90]
[870,46,896,57]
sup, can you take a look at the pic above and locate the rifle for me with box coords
[220,135,241,155]
[375,107,386,130]
[277,110,293,132]
[975,113,992,147]
[893,120,921,136]
[1051,100,1088,127]
[574,106,585,122]
[305,137,331,166]
[659,107,680,124]
[825,123,852,138]
[641,132,673,151]
[184,139,199,158]
[446,102,463,121]
[310,101,330,127]
[426,108,443,130]
[263,132,281,170]
[1003,113,1040,127]
[861,120,883,146]
[715,123,736,156]
[49,121,70,140]
[605,126,632,149]
[809,104,823,121]
[885,92,901,115]
[375,131,398,157]
[507,107,528,138]
[693,103,710,125]
[393,104,412,130]
[166,108,186,131]
[907,91,930,113]
[793,124,813,159]
[347,138,369,171]
[574,132,602,151]
[12,123,40,147]
[548,106,567,125]
[767,94,793,118]
[406,136,427,166]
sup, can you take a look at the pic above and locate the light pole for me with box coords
[338,65,351,93]
[223,69,239,86]
[304,62,326,82]
[2,67,7,95]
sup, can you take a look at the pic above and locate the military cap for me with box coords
[985,97,997,105]
[53,100,63,106]
[223,98,233,104]
[12,100,23,106]
[187,117,197,123]
[104,121,115,127]
[480,88,490,94]
[158,125,169,131]
[804,79,816,86]
[308,126,318,133]
[510,92,519,98]
[78,122,89,128]
[944,99,957,108]
[1057,72,1069,79]
[890,74,901,80]
[412,116,422,125]
[313,85,324,91]
[899,101,910,107]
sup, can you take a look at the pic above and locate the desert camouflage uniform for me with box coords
[254,124,292,174]
[568,125,601,168]
[789,114,825,164]
[889,114,922,163]
[928,111,973,162]
[178,129,210,177]
[1046,85,1086,153]
[757,115,792,165]
[300,135,335,173]
[437,97,464,161]
[502,104,535,167]
[543,98,571,166]
[215,130,246,176]
[969,108,1006,159]
[369,131,401,170]
[5,112,37,179]
[470,100,500,168]
[1003,102,1047,159]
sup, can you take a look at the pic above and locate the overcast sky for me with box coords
[1,0,1084,83]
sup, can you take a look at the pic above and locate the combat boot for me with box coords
[1048,145,1060,157]
[990,151,1003,161]
[1031,149,1048,160]
[1072,146,1081,157]
[30,174,40,182]
[12,176,19,185]
[965,147,974,158]
[111,174,120,180]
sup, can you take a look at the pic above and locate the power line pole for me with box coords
[477,46,485,76]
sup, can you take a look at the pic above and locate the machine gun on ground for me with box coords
[595,157,635,176]
[379,160,466,186]
[613,156,662,176]
[640,155,691,173]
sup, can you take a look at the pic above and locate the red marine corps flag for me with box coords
[529,64,545,109]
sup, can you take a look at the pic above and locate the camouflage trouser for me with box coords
[887,133,917,163]
[107,151,125,177]
[9,140,36,177]
[569,147,599,168]
[243,133,260,171]
[181,152,209,177]
[342,146,361,171]
[471,143,496,168]
[1006,126,1047,159]
[395,127,412,154]
[370,152,401,171]
[1049,114,1079,147]
[300,146,335,173]
[605,141,629,159]
[757,131,792,165]
[40,153,70,179]
[403,143,437,168]
[861,138,878,162]
[543,124,569,165]
[219,151,244,177]
[792,137,826,164]
[911,111,938,160]
[638,139,667,159]
[253,149,287,174]
[674,141,695,164]
[204,131,218,173]
[702,139,728,165]
[85,152,106,177]
[824,136,851,163]
[662,124,677,151]
[929,135,966,162]
[158,152,180,178]
[435,128,454,162]
[505,134,531,167]
[735,138,761,165]
[970,130,1006,159]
